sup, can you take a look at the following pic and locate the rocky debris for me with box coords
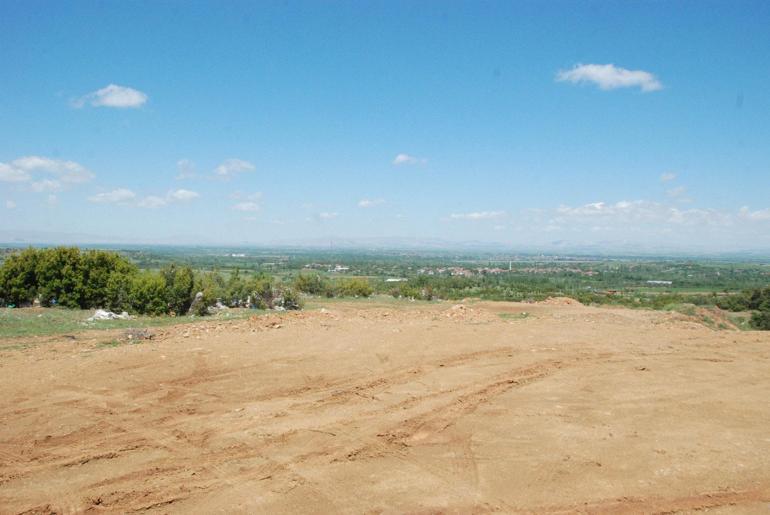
[87,309,131,322]
[187,292,205,315]
[444,304,495,322]
[124,328,154,341]
[538,297,584,306]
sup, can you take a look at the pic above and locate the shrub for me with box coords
[750,310,770,330]
[128,273,168,316]
[294,273,332,296]
[276,287,304,310]
[336,278,373,298]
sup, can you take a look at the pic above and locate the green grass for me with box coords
[305,294,437,310]
[497,312,530,320]
[726,312,753,331]
[96,339,124,348]
[0,307,256,338]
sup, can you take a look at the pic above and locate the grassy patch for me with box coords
[0,307,255,338]
[498,312,530,320]
[96,339,124,348]
[726,312,753,331]
[663,303,697,317]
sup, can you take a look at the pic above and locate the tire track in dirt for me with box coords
[533,487,770,514]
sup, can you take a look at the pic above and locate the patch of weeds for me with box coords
[726,313,753,331]
[97,339,123,348]
[665,303,697,316]
[498,312,529,320]
[700,315,716,329]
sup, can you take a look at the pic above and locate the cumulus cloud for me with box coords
[556,63,663,92]
[176,159,196,179]
[11,156,94,183]
[74,84,148,108]
[358,198,385,208]
[449,210,506,220]
[1,156,94,187]
[0,163,31,182]
[167,189,199,201]
[232,202,260,212]
[318,212,338,220]
[214,158,255,177]
[5,200,16,209]
[666,186,690,202]
[393,153,427,166]
[553,200,735,227]
[138,189,201,208]
[740,207,770,221]
[89,188,199,208]
[88,188,136,204]
[31,179,62,193]
[137,196,167,209]
[660,172,677,182]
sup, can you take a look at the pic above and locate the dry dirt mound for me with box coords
[537,296,584,306]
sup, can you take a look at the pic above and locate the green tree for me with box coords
[128,272,168,315]
[0,247,40,306]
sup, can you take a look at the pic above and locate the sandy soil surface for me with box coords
[1,299,769,514]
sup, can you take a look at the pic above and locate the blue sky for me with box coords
[1,1,769,250]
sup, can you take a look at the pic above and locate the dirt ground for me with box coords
[1,299,769,514]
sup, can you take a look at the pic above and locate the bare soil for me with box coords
[1,300,769,513]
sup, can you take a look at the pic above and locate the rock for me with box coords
[187,291,205,315]
[87,309,131,321]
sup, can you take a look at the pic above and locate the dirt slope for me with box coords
[1,301,769,513]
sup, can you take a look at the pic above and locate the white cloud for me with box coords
[660,172,677,182]
[358,198,385,208]
[230,191,262,201]
[176,159,196,179]
[138,189,200,208]
[0,163,31,182]
[740,207,770,221]
[74,84,148,108]
[214,158,255,177]
[666,186,688,199]
[31,179,62,192]
[393,153,427,166]
[167,189,199,201]
[449,210,506,220]
[88,188,136,204]
[138,196,167,209]
[556,63,663,92]
[233,202,260,212]
[553,200,735,227]
[319,212,338,220]
[5,200,16,209]
[11,156,94,183]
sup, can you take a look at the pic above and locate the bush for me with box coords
[276,287,304,310]
[750,310,770,330]
[336,278,373,298]
[128,273,168,316]
[294,273,332,296]
[0,247,40,306]
[162,265,195,314]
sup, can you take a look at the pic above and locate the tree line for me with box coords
[0,247,302,315]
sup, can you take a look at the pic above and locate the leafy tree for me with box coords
[0,247,40,306]
[128,272,168,315]
[750,310,770,330]
[162,265,195,314]
[336,278,373,298]
[294,273,332,296]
